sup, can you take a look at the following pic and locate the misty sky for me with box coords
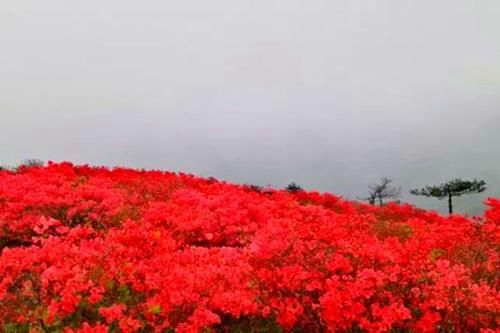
[1,1,500,214]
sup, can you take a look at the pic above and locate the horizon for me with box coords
[2,159,496,216]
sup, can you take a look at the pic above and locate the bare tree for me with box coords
[362,177,401,206]
[358,191,377,205]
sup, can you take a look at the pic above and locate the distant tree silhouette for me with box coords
[244,184,263,193]
[285,182,303,193]
[358,191,377,206]
[362,177,401,206]
[206,177,218,184]
[20,159,44,168]
[410,179,486,214]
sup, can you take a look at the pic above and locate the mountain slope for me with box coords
[0,163,498,332]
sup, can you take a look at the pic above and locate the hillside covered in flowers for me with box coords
[0,162,498,333]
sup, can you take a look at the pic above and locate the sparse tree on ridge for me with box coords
[19,159,44,168]
[362,177,401,206]
[244,184,263,193]
[285,182,303,193]
[410,178,486,214]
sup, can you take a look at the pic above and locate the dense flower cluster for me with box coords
[0,162,498,332]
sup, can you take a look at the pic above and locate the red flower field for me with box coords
[0,163,498,332]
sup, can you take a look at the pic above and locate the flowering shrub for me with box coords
[0,162,498,332]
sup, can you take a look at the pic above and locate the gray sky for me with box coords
[1,1,500,214]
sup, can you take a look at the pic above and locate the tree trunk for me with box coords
[448,193,453,214]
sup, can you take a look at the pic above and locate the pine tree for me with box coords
[410,179,486,214]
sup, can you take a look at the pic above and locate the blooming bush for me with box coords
[0,162,498,332]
